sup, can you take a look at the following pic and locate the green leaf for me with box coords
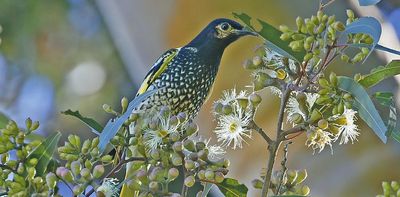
[373,92,399,143]
[0,112,9,128]
[62,109,103,135]
[216,178,248,197]
[358,60,400,88]
[233,12,305,62]
[338,76,387,143]
[98,89,157,153]
[339,17,381,62]
[202,183,214,197]
[26,132,61,176]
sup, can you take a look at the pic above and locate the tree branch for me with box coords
[247,120,273,144]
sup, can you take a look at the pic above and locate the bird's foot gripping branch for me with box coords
[2,0,400,196]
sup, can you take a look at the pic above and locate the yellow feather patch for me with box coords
[136,48,179,96]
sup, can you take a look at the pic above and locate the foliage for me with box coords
[1,0,399,196]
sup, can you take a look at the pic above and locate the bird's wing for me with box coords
[136,48,180,96]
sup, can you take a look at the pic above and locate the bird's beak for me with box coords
[234,28,258,36]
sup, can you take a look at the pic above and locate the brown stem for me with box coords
[276,142,292,194]
[261,87,291,197]
[248,120,273,144]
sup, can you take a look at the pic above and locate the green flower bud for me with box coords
[276,69,287,80]
[102,104,113,113]
[289,40,304,52]
[351,53,364,63]
[361,47,370,55]
[318,119,329,129]
[237,98,249,109]
[121,97,128,113]
[363,36,373,44]
[291,33,306,41]
[93,165,105,179]
[73,185,83,196]
[296,16,304,30]
[329,72,338,87]
[184,176,195,187]
[292,113,304,124]
[252,179,263,189]
[333,21,345,31]
[185,122,198,136]
[382,181,391,194]
[90,147,100,158]
[213,102,223,114]
[214,172,225,183]
[100,155,113,163]
[61,169,73,182]
[311,15,319,25]
[168,168,179,180]
[346,9,355,19]
[252,56,262,66]
[309,109,322,123]
[92,137,99,147]
[315,95,332,105]
[169,132,180,142]
[205,170,215,180]
[391,181,400,191]
[279,25,290,32]
[30,121,40,131]
[127,180,141,190]
[318,78,330,88]
[341,54,350,62]
[337,101,345,114]
[183,139,196,152]
[149,181,159,191]
[25,118,32,130]
[46,172,57,189]
[70,160,81,176]
[29,158,38,166]
[172,141,183,152]
[249,93,262,107]
[197,149,209,161]
[303,53,313,62]
[354,73,362,82]
[185,159,195,170]
[17,163,24,174]
[222,104,233,115]
[171,153,183,166]
[80,168,91,179]
[85,160,93,169]
[129,113,140,122]
[295,169,307,184]
[280,33,292,41]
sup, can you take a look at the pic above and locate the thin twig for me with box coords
[282,125,304,136]
[276,142,292,194]
[248,120,273,144]
[319,0,336,11]
[261,87,291,197]
[181,166,188,197]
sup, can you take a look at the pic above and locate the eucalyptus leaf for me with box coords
[233,12,305,62]
[373,92,399,143]
[359,60,400,88]
[0,112,9,128]
[201,183,214,197]
[339,17,381,62]
[358,0,381,6]
[26,132,61,176]
[98,89,156,153]
[62,109,103,135]
[216,178,248,197]
[338,76,387,143]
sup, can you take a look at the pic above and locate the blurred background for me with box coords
[0,0,399,196]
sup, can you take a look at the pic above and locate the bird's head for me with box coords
[187,18,257,51]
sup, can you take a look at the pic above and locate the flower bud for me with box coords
[315,95,331,105]
[276,69,286,80]
[197,170,206,180]
[85,160,93,169]
[185,159,195,170]
[295,169,307,184]
[333,21,345,31]
[237,98,249,109]
[197,149,209,161]
[222,104,233,115]
[391,181,400,191]
[329,72,338,87]
[80,168,91,179]
[184,176,195,187]
[309,109,322,123]
[205,170,215,180]
[252,56,262,66]
[136,169,148,182]
[280,33,292,41]
[296,16,304,30]
[169,132,180,142]
[121,97,128,113]
[252,179,263,189]
[93,165,105,179]
[127,179,141,190]
[249,93,262,107]
[292,113,304,124]
[61,169,73,182]
[214,172,225,183]
[317,119,329,130]
[46,172,57,189]
[171,153,183,166]
[70,160,81,176]
[30,121,40,131]
[346,9,355,19]
[318,78,330,88]
[172,141,183,152]
[168,168,179,180]
[25,118,32,130]
[185,122,198,136]
[102,104,113,113]
[100,155,113,163]
[213,103,223,114]
[149,181,159,191]
[279,25,290,32]
[73,185,83,196]
[184,140,196,152]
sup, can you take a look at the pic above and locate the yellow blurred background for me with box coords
[0,0,399,196]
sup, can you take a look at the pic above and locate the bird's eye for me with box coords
[220,23,231,31]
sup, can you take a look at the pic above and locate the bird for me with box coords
[120,18,256,196]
